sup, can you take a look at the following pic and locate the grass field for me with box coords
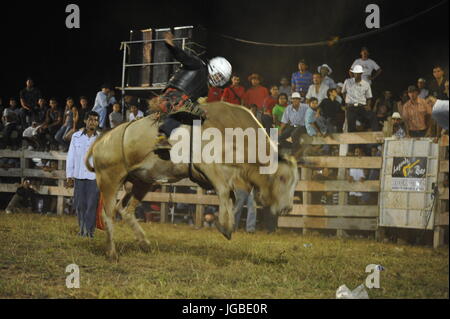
[0,213,448,299]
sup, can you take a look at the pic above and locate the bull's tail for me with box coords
[85,144,96,172]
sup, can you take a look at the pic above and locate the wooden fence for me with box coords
[0,131,448,247]
[278,131,384,237]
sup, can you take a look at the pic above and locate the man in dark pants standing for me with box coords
[66,111,100,238]
[342,65,378,132]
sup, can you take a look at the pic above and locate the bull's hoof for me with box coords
[106,250,119,262]
[216,223,233,240]
[222,231,232,240]
[138,239,152,253]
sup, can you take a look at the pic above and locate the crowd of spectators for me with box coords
[208,47,449,155]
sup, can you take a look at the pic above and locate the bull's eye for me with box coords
[279,176,287,183]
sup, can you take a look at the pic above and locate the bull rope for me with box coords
[120,120,137,175]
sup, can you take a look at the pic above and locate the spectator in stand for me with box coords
[319,88,343,133]
[207,86,223,102]
[350,47,382,85]
[429,66,447,99]
[222,75,245,105]
[5,179,38,214]
[312,168,338,205]
[428,95,449,132]
[306,73,329,104]
[92,84,117,129]
[129,104,144,121]
[109,103,123,129]
[34,98,48,125]
[261,85,279,133]
[243,73,269,113]
[373,90,393,128]
[348,147,368,205]
[41,98,62,150]
[318,64,336,89]
[0,113,20,149]
[279,77,292,98]
[2,98,20,125]
[392,112,406,138]
[19,78,42,128]
[272,93,288,130]
[279,92,308,152]
[336,82,344,104]
[22,121,41,150]
[66,111,100,238]
[342,65,378,132]
[78,96,90,127]
[291,59,313,96]
[417,78,429,99]
[399,85,433,137]
[305,97,328,137]
[55,97,77,151]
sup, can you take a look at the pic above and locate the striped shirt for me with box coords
[291,71,313,94]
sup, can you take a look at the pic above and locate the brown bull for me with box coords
[85,102,299,261]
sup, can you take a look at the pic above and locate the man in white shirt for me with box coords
[351,47,382,85]
[306,73,329,104]
[66,111,100,238]
[342,65,378,132]
[348,147,368,204]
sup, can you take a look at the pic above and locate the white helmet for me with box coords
[208,57,232,87]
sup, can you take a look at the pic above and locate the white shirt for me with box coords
[306,83,329,104]
[281,103,309,127]
[351,58,380,84]
[129,110,144,121]
[349,168,365,197]
[342,78,373,105]
[92,91,117,113]
[22,126,38,138]
[66,130,98,180]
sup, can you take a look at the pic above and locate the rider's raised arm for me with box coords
[165,42,204,70]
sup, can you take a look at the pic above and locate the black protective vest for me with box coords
[167,66,209,101]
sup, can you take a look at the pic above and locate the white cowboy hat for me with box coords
[318,64,333,75]
[350,65,364,74]
[392,112,402,119]
[291,92,302,99]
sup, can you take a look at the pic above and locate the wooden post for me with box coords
[337,143,349,238]
[195,187,204,228]
[433,138,448,248]
[160,185,169,223]
[301,167,312,235]
[56,159,64,215]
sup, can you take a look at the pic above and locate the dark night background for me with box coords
[0,0,448,104]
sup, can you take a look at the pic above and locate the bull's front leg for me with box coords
[215,188,235,240]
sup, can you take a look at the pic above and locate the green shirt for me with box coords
[272,104,286,129]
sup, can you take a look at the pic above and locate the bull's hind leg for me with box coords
[98,176,122,262]
[118,182,153,249]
